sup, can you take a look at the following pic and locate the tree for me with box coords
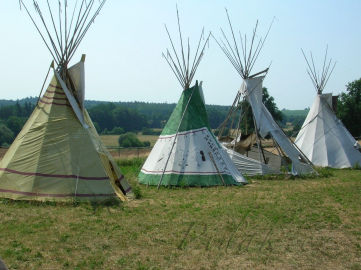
[110,127,125,135]
[292,122,302,137]
[337,78,361,137]
[118,132,150,148]
[141,128,161,135]
[93,121,101,133]
[236,87,283,134]
[262,88,283,122]
[0,124,14,146]
[6,116,24,135]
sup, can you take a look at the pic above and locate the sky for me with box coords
[0,0,360,110]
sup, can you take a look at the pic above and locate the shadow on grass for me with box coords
[0,197,123,212]
[247,166,335,181]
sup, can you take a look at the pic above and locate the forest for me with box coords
[1,80,360,147]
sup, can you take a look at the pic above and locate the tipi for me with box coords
[295,48,361,168]
[213,10,315,175]
[138,10,247,187]
[0,0,132,201]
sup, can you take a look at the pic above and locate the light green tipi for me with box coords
[0,0,132,201]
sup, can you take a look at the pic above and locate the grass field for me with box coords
[100,134,159,147]
[96,134,158,159]
[0,159,360,270]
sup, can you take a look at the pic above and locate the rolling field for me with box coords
[0,160,360,270]
[98,134,158,159]
[100,134,159,147]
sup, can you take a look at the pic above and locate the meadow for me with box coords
[98,134,158,159]
[99,135,159,148]
[0,158,360,270]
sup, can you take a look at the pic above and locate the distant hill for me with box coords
[281,108,309,125]
[1,97,307,113]
[282,109,309,118]
[0,97,311,146]
[0,97,306,128]
[0,97,37,107]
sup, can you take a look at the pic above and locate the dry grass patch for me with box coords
[100,135,120,147]
[136,134,159,146]
[0,164,360,269]
[109,148,151,159]
[100,134,158,147]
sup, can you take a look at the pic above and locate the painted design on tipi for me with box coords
[139,83,247,186]
[138,9,247,186]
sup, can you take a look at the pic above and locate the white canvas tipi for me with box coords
[0,1,132,201]
[213,10,315,175]
[139,10,247,187]
[295,49,361,168]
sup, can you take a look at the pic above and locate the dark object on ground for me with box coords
[0,258,8,270]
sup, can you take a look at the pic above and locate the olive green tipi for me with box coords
[0,0,132,201]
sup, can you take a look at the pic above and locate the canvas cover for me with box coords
[139,82,247,186]
[295,94,361,168]
[224,146,279,176]
[0,62,131,201]
[229,133,257,154]
[241,76,315,175]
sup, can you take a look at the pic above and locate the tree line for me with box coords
[0,101,35,147]
[1,79,360,147]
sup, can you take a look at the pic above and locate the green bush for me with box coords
[132,186,142,199]
[6,116,25,135]
[118,132,150,148]
[110,127,125,135]
[102,128,110,135]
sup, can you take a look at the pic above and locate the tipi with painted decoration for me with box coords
[138,9,247,187]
